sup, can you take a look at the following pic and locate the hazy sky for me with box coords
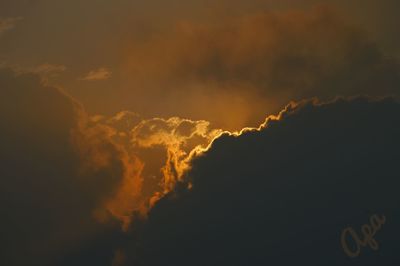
[1,0,399,129]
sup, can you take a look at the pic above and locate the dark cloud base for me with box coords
[130,97,400,266]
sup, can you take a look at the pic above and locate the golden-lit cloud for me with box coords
[131,117,222,191]
[71,115,143,230]
[89,102,302,231]
[87,112,223,229]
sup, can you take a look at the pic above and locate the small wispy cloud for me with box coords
[2,62,67,79]
[81,67,112,81]
[30,63,66,75]
[0,17,23,36]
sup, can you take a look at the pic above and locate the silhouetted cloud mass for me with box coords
[128,97,400,266]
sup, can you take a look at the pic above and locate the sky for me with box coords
[1,0,400,128]
[0,1,399,265]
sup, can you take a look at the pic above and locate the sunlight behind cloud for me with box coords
[84,112,223,229]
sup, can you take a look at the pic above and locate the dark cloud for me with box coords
[0,68,129,265]
[128,97,400,265]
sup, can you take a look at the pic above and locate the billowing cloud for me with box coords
[0,17,22,36]
[130,117,221,190]
[81,67,112,81]
[90,113,222,229]
[126,97,400,265]
[122,6,400,129]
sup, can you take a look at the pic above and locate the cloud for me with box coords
[126,97,400,265]
[3,65,400,265]
[0,62,67,80]
[0,68,131,265]
[0,17,22,36]
[130,117,221,191]
[90,113,222,229]
[30,63,67,76]
[3,6,400,263]
[81,67,112,81]
[122,6,400,129]
[0,67,222,250]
